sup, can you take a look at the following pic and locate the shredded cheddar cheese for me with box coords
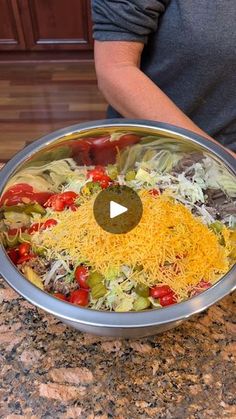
[37,191,231,298]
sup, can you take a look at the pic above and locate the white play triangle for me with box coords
[110,200,128,219]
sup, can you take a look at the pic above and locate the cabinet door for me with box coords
[20,0,93,50]
[0,0,25,50]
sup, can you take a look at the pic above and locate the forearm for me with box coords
[97,64,212,140]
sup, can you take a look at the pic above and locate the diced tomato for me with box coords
[44,191,78,212]
[28,223,42,234]
[160,293,177,306]
[7,228,18,236]
[150,285,173,299]
[60,191,78,203]
[45,195,65,211]
[18,243,31,257]
[86,134,140,165]
[87,166,105,181]
[69,203,77,211]
[53,198,65,211]
[17,254,36,264]
[0,183,52,206]
[191,280,211,296]
[68,140,92,166]
[69,289,89,306]
[7,248,19,264]
[7,226,28,236]
[75,265,90,289]
[54,293,68,301]
[42,219,58,230]
[87,167,111,188]
[98,175,112,189]
[149,189,160,197]
[117,134,141,149]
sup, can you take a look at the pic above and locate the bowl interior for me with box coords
[0,120,235,327]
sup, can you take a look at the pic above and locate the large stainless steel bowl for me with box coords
[0,120,235,338]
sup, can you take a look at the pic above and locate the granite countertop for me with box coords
[0,277,235,419]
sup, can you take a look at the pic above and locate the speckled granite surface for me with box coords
[0,277,235,419]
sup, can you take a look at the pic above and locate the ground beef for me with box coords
[44,277,78,295]
[205,189,236,218]
[173,152,204,174]
[19,257,49,276]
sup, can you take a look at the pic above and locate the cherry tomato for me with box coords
[98,174,111,189]
[160,293,177,306]
[17,254,35,264]
[54,293,68,301]
[75,266,90,289]
[149,188,160,197]
[150,285,173,299]
[42,219,58,230]
[28,223,41,234]
[7,248,19,264]
[69,289,89,306]
[19,242,31,256]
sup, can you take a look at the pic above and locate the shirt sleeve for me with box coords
[92,0,170,44]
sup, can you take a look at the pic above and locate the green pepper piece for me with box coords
[209,221,224,234]
[133,296,151,311]
[32,245,46,256]
[3,203,46,216]
[134,264,143,272]
[91,283,107,299]
[87,271,104,288]
[125,170,136,181]
[135,283,149,298]
[2,205,25,213]
[24,203,46,215]
[81,182,102,196]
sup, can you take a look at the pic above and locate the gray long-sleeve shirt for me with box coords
[92,0,236,151]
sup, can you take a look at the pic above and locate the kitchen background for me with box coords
[0,0,107,162]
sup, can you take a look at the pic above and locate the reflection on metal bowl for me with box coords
[0,119,235,338]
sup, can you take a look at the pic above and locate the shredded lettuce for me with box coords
[3,159,77,194]
[105,266,121,281]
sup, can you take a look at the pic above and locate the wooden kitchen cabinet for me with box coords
[19,0,93,50]
[0,0,25,50]
[0,0,93,52]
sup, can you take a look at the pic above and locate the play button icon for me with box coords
[110,201,128,219]
[93,185,143,234]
